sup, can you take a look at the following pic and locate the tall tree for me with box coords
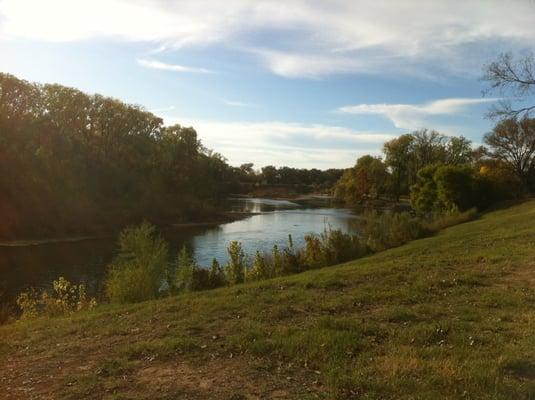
[484,118,535,188]
[383,134,414,199]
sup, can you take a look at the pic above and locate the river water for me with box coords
[0,198,358,300]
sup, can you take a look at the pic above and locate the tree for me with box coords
[410,165,441,213]
[411,129,447,174]
[0,73,237,239]
[261,165,278,184]
[383,134,414,199]
[434,165,475,211]
[446,136,473,165]
[333,155,388,204]
[484,118,535,188]
[483,52,535,119]
[411,165,479,213]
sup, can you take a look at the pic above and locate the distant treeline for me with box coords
[333,126,535,212]
[234,163,343,188]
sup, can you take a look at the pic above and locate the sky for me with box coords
[1,0,534,169]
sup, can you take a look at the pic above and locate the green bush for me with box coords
[321,229,366,265]
[208,259,227,288]
[225,241,247,284]
[363,211,425,252]
[174,246,196,292]
[16,277,96,319]
[247,251,272,281]
[105,222,169,303]
[301,229,366,268]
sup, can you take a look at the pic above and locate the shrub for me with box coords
[321,228,366,265]
[363,211,425,251]
[302,234,324,268]
[190,268,211,291]
[434,165,475,211]
[16,277,96,319]
[301,229,366,268]
[281,235,302,274]
[410,165,441,213]
[208,259,226,288]
[105,222,169,303]
[225,241,247,284]
[248,251,272,281]
[422,208,477,232]
[174,246,196,292]
[271,245,283,277]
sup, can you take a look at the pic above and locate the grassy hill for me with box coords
[1,201,535,399]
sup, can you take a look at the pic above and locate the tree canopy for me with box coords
[0,73,234,238]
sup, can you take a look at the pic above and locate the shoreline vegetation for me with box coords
[9,205,478,320]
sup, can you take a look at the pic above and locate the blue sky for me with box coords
[1,0,534,168]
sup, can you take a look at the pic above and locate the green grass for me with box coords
[1,201,535,399]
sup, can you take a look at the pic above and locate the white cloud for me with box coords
[137,58,213,74]
[149,105,175,113]
[222,99,258,108]
[337,98,499,129]
[160,117,393,168]
[1,0,535,78]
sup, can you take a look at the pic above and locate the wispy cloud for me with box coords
[137,58,213,74]
[149,105,176,113]
[337,98,500,129]
[2,1,535,78]
[158,116,395,168]
[222,99,258,108]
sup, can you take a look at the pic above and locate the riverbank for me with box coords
[1,200,534,398]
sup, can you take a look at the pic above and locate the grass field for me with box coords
[1,201,535,399]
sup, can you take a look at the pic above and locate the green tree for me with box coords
[333,155,388,204]
[383,134,414,199]
[411,165,478,213]
[410,165,441,213]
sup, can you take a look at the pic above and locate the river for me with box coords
[0,198,359,300]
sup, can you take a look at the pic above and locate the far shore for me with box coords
[0,210,258,248]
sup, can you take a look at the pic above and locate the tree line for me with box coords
[0,74,341,239]
[0,73,241,238]
[333,124,534,213]
[233,163,343,190]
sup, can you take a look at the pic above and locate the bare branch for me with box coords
[482,52,535,120]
